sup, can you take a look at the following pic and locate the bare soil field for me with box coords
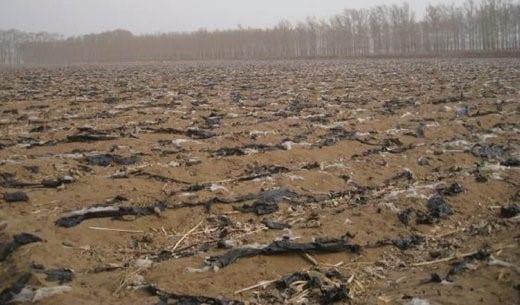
[0,59,519,305]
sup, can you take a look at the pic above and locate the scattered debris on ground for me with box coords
[1,59,519,304]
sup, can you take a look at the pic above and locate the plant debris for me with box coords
[375,235,424,250]
[272,269,350,305]
[446,250,490,281]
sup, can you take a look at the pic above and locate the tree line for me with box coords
[0,29,60,64]
[2,0,520,64]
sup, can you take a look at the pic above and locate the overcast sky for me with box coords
[1,0,465,37]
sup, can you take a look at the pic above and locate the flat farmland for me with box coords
[0,59,519,305]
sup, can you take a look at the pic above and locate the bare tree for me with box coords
[9,0,520,64]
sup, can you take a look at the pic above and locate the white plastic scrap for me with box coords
[249,130,276,137]
[280,141,294,150]
[172,139,200,146]
[407,298,431,305]
[386,182,442,199]
[12,286,72,303]
[134,257,153,269]
[210,184,229,192]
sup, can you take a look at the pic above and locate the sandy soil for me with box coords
[0,59,519,305]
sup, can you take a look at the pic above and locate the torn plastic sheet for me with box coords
[186,128,217,139]
[146,285,244,305]
[85,154,141,166]
[3,191,29,202]
[42,269,75,284]
[0,273,32,305]
[0,233,42,261]
[262,219,292,230]
[416,194,453,224]
[501,158,520,167]
[500,204,520,218]
[238,164,289,181]
[235,188,297,215]
[211,144,281,157]
[1,176,74,189]
[66,132,117,142]
[438,182,464,196]
[446,250,490,281]
[55,203,165,228]
[385,182,442,200]
[205,237,361,269]
[471,143,505,159]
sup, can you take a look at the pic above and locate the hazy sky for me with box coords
[1,0,465,37]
